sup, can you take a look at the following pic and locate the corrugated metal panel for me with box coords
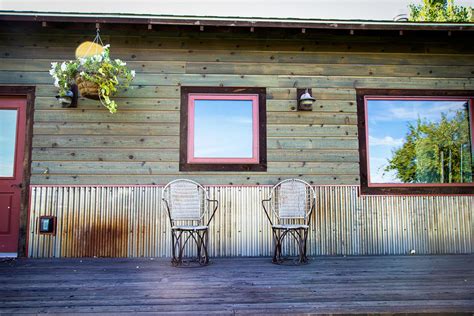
[28,185,473,258]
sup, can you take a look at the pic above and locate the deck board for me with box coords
[1,255,473,314]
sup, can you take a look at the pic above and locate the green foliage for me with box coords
[49,45,135,113]
[409,0,472,22]
[385,107,473,184]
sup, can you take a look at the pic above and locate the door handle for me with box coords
[11,183,24,189]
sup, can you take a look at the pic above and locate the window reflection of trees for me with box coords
[384,103,473,184]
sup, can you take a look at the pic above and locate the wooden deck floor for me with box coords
[1,255,473,315]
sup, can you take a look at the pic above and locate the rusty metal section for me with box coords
[28,185,473,258]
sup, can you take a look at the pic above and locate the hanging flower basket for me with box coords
[49,43,135,113]
[75,75,100,100]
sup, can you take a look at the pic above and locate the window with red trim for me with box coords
[357,89,474,195]
[180,87,266,171]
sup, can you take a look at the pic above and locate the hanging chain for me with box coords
[82,27,105,58]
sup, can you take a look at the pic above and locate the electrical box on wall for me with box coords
[38,216,56,235]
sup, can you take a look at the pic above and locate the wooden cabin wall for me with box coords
[1,22,474,185]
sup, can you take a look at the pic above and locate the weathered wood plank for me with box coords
[33,109,356,125]
[29,174,359,185]
[31,148,359,163]
[33,122,357,137]
[32,135,180,149]
[31,161,359,175]
[32,135,357,150]
[34,85,355,100]
[35,84,181,98]
[33,110,181,123]
[0,59,186,74]
[3,58,474,78]
[186,62,474,78]
[2,72,473,89]
[33,122,180,136]
[33,97,356,112]
[1,34,473,53]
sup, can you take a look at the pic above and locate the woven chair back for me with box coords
[270,179,315,222]
[163,180,206,221]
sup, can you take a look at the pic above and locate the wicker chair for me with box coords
[162,179,218,266]
[262,179,316,264]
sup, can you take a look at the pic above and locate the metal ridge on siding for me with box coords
[28,185,473,258]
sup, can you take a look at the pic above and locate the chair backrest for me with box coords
[162,179,207,221]
[269,179,316,222]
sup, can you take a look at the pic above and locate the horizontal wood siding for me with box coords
[0,24,473,185]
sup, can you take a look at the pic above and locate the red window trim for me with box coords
[187,93,260,164]
[180,87,267,172]
[356,89,474,195]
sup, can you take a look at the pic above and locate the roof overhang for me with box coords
[1,11,474,31]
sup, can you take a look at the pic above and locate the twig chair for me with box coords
[262,179,316,264]
[162,179,218,266]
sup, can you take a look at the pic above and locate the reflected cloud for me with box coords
[369,135,403,147]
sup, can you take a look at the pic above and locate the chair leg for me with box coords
[171,230,182,266]
[272,229,282,263]
[298,228,309,264]
[200,230,210,265]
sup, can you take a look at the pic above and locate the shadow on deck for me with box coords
[1,255,473,314]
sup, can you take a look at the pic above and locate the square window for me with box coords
[357,89,474,195]
[180,87,266,171]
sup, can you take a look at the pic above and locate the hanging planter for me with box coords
[75,75,100,100]
[49,30,135,113]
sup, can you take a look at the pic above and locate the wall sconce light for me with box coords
[297,88,315,111]
[38,216,57,235]
[56,84,78,108]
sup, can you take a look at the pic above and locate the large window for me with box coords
[180,87,266,171]
[357,89,474,195]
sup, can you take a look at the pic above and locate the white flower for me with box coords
[103,44,110,49]
[79,58,86,65]
[115,59,126,66]
[53,78,59,88]
[80,71,86,76]
[94,55,103,62]
[60,62,67,71]
[49,69,55,76]
[50,62,58,68]
[130,70,136,78]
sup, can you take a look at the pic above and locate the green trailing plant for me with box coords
[408,0,472,22]
[49,45,135,113]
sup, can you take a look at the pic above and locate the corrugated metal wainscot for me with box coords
[28,185,473,258]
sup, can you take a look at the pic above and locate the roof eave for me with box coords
[1,11,473,31]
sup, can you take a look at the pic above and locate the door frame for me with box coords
[0,86,35,257]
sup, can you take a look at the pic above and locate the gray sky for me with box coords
[0,0,473,20]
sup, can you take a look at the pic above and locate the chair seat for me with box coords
[172,225,208,231]
[272,224,309,230]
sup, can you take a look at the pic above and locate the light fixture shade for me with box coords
[297,88,315,111]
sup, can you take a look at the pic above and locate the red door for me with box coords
[0,97,27,255]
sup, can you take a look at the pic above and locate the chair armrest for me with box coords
[261,198,273,226]
[305,197,317,226]
[161,198,174,226]
[206,198,219,226]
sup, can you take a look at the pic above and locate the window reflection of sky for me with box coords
[367,100,469,183]
[194,100,253,158]
[0,109,18,177]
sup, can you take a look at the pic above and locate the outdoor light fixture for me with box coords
[55,84,78,108]
[38,216,56,235]
[297,88,316,111]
